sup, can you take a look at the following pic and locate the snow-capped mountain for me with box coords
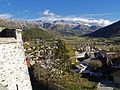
[0,18,111,36]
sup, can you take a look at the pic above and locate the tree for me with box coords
[33,63,54,83]
[54,39,70,73]
[89,60,102,72]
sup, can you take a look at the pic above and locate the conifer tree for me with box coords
[55,39,70,73]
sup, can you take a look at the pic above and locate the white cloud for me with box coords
[42,10,55,16]
[82,13,112,16]
[88,19,112,26]
[0,13,13,19]
[39,10,113,26]
[63,17,112,26]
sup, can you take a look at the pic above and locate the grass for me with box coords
[63,36,91,45]
[55,73,97,90]
[32,62,97,90]
[62,36,120,51]
[22,28,56,41]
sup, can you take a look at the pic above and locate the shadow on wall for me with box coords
[0,28,16,38]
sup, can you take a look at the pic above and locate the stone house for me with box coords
[0,28,32,90]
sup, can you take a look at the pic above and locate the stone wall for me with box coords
[0,28,32,90]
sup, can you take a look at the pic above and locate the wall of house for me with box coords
[0,29,32,90]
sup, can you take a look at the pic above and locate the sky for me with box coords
[0,0,120,25]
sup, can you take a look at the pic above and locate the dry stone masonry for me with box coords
[0,28,32,90]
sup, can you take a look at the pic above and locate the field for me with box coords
[63,36,120,51]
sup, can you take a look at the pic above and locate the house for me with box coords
[70,61,89,74]
[75,51,89,62]
[106,52,120,60]
[77,61,89,73]
[112,58,120,68]
[70,64,80,73]
[95,51,102,58]
[89,51,102,59]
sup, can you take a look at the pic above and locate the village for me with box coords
[24,38,120,90]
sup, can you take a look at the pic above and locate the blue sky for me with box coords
[0,0,119,21]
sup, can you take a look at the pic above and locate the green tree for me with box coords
[55,39,70,73]
[33,63,54,82]
[89,60,102,71]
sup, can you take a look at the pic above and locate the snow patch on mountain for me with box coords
[38,10,113,27]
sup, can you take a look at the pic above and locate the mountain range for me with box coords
[0,18,103,36]
[42,20,99,36]
[1,18,120,38]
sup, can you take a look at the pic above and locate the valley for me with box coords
[0,1,120,90]
[0,18,120,90]
[21,22,120,90]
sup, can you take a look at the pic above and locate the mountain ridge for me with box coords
[0,18,102,36]
[86,20,120,38]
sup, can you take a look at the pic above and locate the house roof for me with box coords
[107,52,120,55]
[76,52,86,58]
